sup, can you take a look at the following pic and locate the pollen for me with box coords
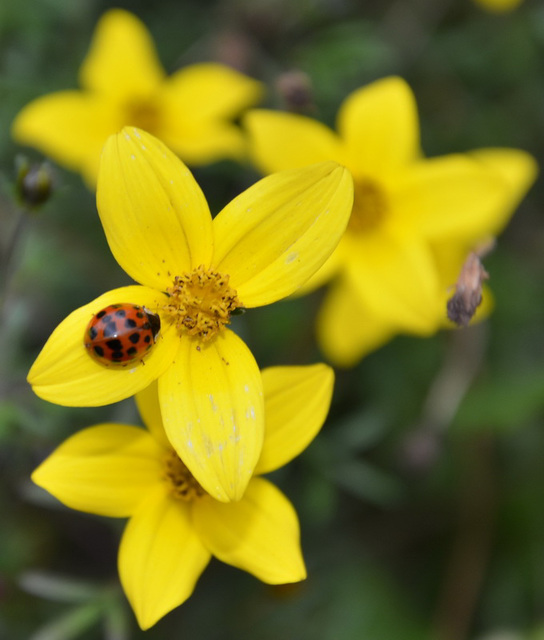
[163,450,207,501]
[163,265,242,341]
[348,178,388,233]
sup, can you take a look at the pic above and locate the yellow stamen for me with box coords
[163,450,206,501]
[163,265,242,341]
[348,178,388,233]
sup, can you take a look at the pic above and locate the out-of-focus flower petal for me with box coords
[344,232,442,334]
[473,0,523,12]
[79,9,164,98]
[469,148,538,234]
[11,92,117,185]
[337,77,420,177]
[244,109,345,173]
[159,64,262,164]
[317,277,396,366]
[391,154,510,242]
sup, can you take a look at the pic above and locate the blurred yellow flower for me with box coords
[27,127,353,501]
[473,0,524,12]
[32,364,333,630]
[245,77,537,366]
[11,9,262,186]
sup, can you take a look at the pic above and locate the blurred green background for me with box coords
[1,0,544,638]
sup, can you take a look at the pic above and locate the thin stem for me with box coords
[432,435,498,640]
[0,207,31,322]
[400,323,488,471]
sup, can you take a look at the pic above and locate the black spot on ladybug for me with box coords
[136,311,144,318]
[125,318,137,329]
[115,309,127,318]
[106,339,122,351]
[96,310,106,319]
[111,351,124,360]
[127,347,138,356]
[144,335,151,343]
[93,345,104,357]
[102,314,112,324]
[128,332,140,344]
[103,322,118,338]
[89,326,98,340]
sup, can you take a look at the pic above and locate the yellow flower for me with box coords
[11,9,262,186]
[32,364,333,630]
[27,127,353,501]
[473,0,524,12]
[245,77,537,366]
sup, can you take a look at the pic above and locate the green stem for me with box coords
[0,208,30,322]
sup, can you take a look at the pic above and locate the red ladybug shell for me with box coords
[84,303,161,366]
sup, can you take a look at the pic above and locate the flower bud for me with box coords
[16,157,54,209]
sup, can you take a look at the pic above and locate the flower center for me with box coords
[163,265,242,341]
[348,178,388,233]
[163,450,207,501]
[123,98,160,133]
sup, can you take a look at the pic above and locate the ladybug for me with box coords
[84,303,161,366]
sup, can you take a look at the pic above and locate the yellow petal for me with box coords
[244,109,345,173]
[97,128,214,290]
[213,162,353,307]
[32,425,163,517]
[254,364,334,475]
[79,9,164,98]
[162,64,261,121]
[158,64,262,164]
[28,286,178,407]
[160,62,261,144]
[292,245,344,297]
[392,154,512,242]
[161,121,251,165]
[158,329,264,503]
[344,232,442,334]
[337,77,420,177]
[470,148,538,234]
[11,91,118,184]
[119,486,211,630]
[474,0,523,12]
[135,381,170,449]
[192,477,306,584]
[316,277,396,366]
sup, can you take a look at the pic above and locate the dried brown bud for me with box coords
[447,251,490,327]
